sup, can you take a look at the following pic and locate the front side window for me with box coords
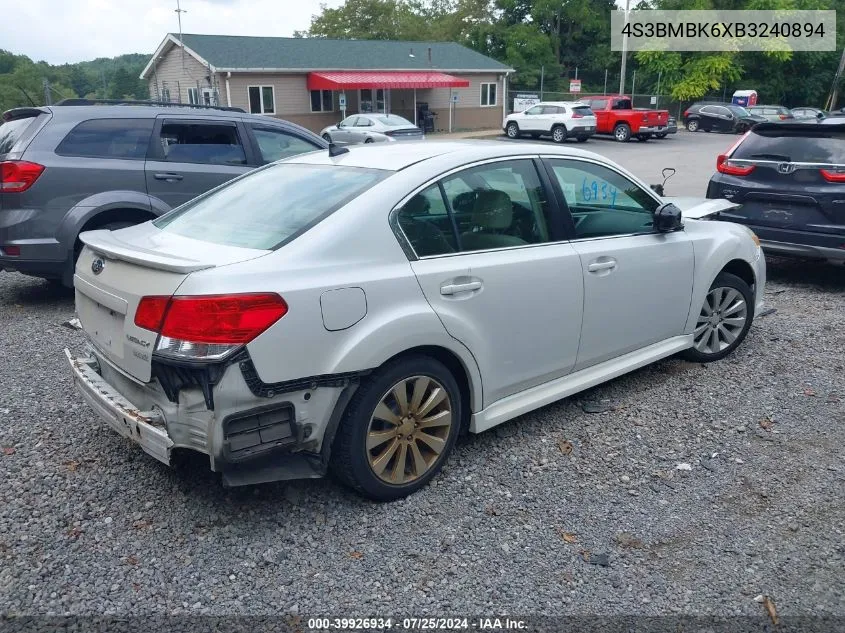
[56,118,154,160]
[157,122,246,166]
[155,164,387,250]
[250,126,320,163]
[481,83,497,107]
[248,86,275,114]
[547,159,658,239]
[310,90,333,113]
[524,105,543,115]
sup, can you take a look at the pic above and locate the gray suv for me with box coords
[0,99,327,286]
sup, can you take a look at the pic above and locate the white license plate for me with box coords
[585,127,594,131]
[76,293,125,358]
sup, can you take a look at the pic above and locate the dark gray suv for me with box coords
[0,99,327,286]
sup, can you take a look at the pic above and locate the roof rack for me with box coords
[54,98,245,113]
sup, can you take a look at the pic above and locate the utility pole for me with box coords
[619,0,631,95]
[43,79,52,106]
[656,71,661,108]
[826,45,845,111]
[631,70,636,103]
[540,65,545,100]
[604,69,608,95]
[176,0,187,73]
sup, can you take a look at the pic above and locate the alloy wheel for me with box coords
[366,376,453,485]
[693,286,748,355]
[552,127,566,143]
[687,120,699,132]
[507,123,519,138]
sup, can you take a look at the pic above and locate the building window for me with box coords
[359,88,384,113]
[187,87,199,104]
[480,82,497,107]
[248,86,275,115]
[310,90,333,113]
[161,86,171,103]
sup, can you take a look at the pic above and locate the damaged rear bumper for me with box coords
[65,346,359,487]
[65,349,173,465]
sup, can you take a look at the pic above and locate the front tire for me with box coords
[506,122,520,139]
[330,355,462,501]
[613,123,631,142]
[680,272,754,363]
[686,119,699,132]
[656,132,668,139]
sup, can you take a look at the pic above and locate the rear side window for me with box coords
[0,116,39,155]
[733,128,845,164]
[158,122,246,165]
[587,99,608,110]
[56,118,153,159]
[154,163,387,249]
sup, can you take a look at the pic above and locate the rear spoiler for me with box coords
[2,107,49,122]
[79,229,215,273]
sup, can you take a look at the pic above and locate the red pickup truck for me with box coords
[578,95,671,142]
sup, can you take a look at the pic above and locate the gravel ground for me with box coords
[1,254,843,620]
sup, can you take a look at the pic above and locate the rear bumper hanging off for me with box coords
[65,349,173,465]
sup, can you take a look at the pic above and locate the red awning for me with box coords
[307,71,470,91]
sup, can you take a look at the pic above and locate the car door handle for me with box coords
[587,260,617,272]
[440,280,482,295]
[154,172,184,181]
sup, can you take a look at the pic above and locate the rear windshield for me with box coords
[0,116,38,155]
[728,106,751,118]
[572,105,595,116]
[733,127,845,164]
[154,163,388,250]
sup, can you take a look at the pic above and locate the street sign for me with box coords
[570,79,582,93]
[650,96,657,105]
[451,92,459,103]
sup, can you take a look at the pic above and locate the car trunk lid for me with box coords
[75,222,270,382]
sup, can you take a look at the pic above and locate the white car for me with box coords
[66,141,765,501]
[504,101,597,143]
[321,114,424,145]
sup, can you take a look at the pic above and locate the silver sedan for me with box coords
[321,114,424,145]
[66,142,764,501]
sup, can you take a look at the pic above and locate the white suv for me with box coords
[504,101,597,143]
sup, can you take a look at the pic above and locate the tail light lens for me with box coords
[717,154,755,176]
[778,114,789,120]
[820,168,845,182]
[571,112,584,118]
[134,293,288,360]
[0,161,45,193]
[683,109,689,118]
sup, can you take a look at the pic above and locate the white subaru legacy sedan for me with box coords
[66,141,765,500]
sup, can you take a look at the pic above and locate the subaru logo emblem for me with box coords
[777,162,796,174]
[91,258,105,275]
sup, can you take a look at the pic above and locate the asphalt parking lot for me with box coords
[1,132,844,620]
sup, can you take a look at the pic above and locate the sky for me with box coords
[0,0,346,64]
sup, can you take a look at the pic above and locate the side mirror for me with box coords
[817,111,825,119]
[653,202,683,232]
[338,121,346,128]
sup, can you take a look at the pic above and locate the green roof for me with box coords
[174,34,511,72]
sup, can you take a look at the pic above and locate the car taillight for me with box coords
[683,109,689,118]
[778,114,789,120]
[820,168,845,182]
[134,293,288,360]
[717,154,755,176]
[0,161,45,193]
[571,112,584,118]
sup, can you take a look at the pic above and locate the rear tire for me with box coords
[330,355,462,501]
[680,272,754,363]
[506,122,520,139]
[686,119,699,132]
[322,133,332,142]
[364,137,375,144]
[613,123,631,142]
[551,125,567,143]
